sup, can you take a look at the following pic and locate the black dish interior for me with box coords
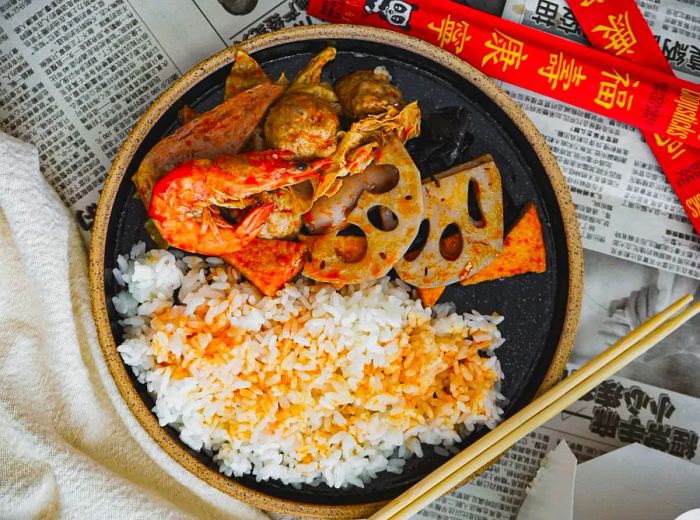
[103,38,570,506]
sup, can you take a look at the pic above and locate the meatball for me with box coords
[264,92,339,159]
[335,70,404,119]
[258,205,302,240]
[256,183,313,239]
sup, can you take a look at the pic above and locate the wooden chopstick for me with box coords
[370,295,699,520]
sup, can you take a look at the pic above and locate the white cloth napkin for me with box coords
[0,132,269,520]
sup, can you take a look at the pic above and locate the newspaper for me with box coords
[501,0,700,280]
[1,1,700,518]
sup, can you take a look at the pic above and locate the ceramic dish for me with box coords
[89,24,583,519]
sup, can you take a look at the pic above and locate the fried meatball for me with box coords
[264,92,339,159]
[258,205,302,240]
[256,183,313,239]
[335,70,404,119]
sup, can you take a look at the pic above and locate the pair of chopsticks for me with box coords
[370,294,700,520]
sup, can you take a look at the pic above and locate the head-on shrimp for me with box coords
[148,150,330,255]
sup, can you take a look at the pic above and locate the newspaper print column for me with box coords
[188,0,321,45]
[0,31,103,212]
[417,431,553,519]
[0,0,179,231]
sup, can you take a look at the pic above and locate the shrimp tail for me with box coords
[234,203,275,241]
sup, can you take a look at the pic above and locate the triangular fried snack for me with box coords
[460,203,546,286]
[221,238,307,296]
[417,287,445,307]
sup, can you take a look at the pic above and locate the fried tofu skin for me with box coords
[311,102,421,201]
[221,238,308,296]
[225,50,272,99]
[461,203,546,286]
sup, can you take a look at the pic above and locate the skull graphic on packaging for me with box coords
[364,0,418,30]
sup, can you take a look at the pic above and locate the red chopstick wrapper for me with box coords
[307,0,700,234]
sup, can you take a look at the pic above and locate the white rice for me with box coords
[113,242,505,488]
